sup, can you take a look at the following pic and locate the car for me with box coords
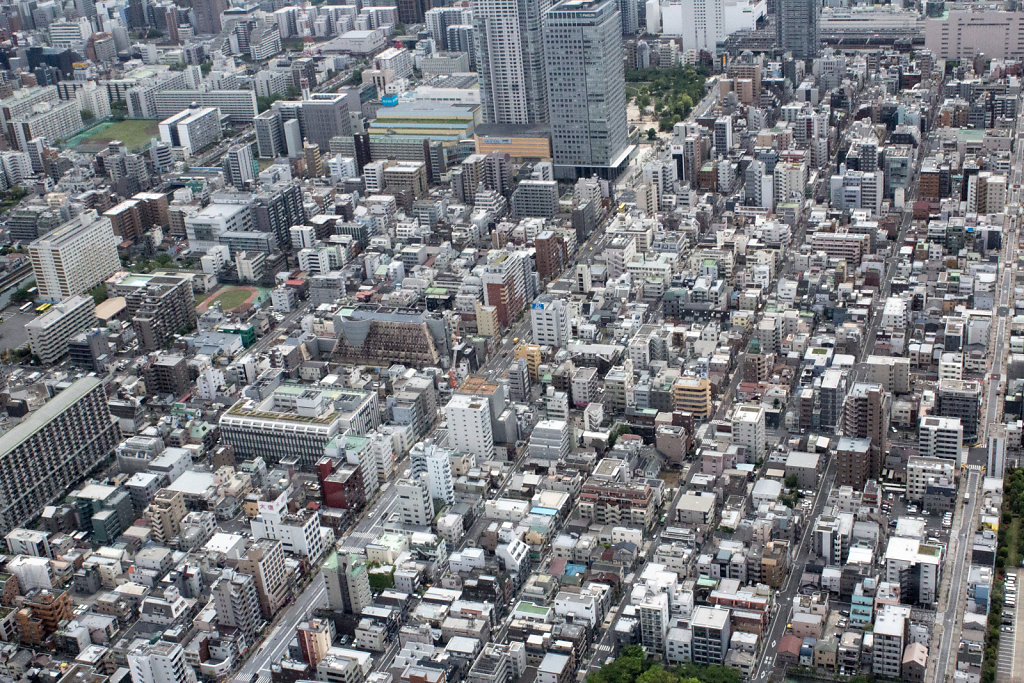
[1004,625,1015,632]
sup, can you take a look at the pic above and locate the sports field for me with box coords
[196,286,262,313]
[66,119,161,152]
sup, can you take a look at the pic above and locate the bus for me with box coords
[34,303,51,314]
[18,303,31,313]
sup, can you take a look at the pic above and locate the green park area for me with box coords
[626,66,709,132]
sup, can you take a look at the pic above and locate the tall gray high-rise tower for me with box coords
[776,0,821,60]
[543,0,630,179]
[473,0,551,126]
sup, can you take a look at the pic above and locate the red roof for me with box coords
[779,634,802,657]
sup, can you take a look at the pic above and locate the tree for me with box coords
[9,281,35,304]
[785,474,799,490]
[286,84,301,99]
[647,128,657,140]
[169,62,186,71]
[368,568,395,592]
[200,61,213,75]
[80,109,94,123]
[588,646,741,683]
[111,100,128,121]
[89,283,108,305]
[636,93,651,110]
[257,93,285,112]
[608,424,632,448]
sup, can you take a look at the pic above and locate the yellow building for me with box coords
[673,376,713,418]
[514,343,543,381]
[475,302,500,338]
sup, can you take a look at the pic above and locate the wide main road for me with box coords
[235,573,326,683]
[934,469,982,682]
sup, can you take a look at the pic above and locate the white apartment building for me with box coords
[29,210,120,302]
[128,642,198,683]
[880,296,908,332]
[863,355,911,394]
[159,106,222,156]
[906,457,956,503]
[10,99,84,152]
[396,476,433,527]
[773,160,807,207]
[184,203,252,253]
[636,588,671,654]
[75,81,112,120]
[444,394,495,462]
[884,537,941,606]
[731,404,766,461]
[938,352,963,381]
[529,419,571,462]
[530,295,572,348]
[25,295,96,364]
[410,441,455,504]
[250,489,326,563]
[919,416,963,462]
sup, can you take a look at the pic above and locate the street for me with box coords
[234,574,327,683]
[752,458,837,681]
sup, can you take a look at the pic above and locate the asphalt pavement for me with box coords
[234,573,327,683]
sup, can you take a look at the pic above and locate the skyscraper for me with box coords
[776,0,820,60]
[543,0,630,179]
[473,0,551,125]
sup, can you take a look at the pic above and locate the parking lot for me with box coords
[998,569,1019,680]
[881,489,952,539]
[0,309,37,351]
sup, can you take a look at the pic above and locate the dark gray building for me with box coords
[776,0,821,60]
[543,0,629,179]
[299,94,352,151]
